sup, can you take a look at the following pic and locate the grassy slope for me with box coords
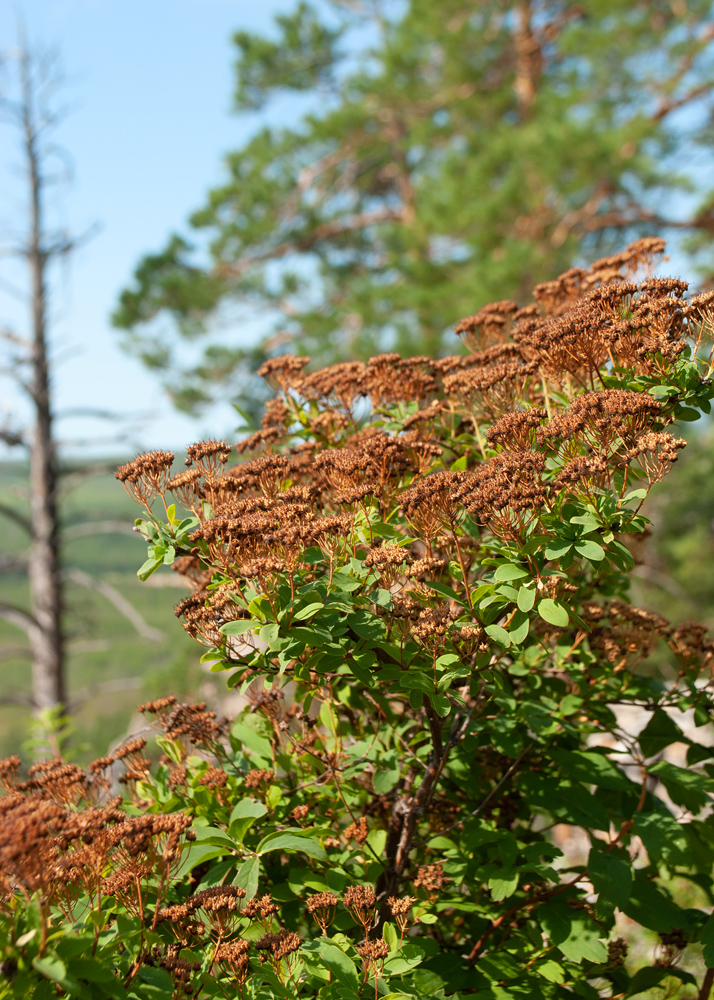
[0,461,202,762]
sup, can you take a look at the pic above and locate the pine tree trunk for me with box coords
[23,53,65,711]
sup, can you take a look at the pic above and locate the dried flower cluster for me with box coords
[17,240,710,999]
[115,240,714,674]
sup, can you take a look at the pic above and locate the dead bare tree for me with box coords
[0,39,106,716]
[0,43,75,711]
[0,41,177,724]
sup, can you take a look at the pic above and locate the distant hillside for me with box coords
[0,460,203,761]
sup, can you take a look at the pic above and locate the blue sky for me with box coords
[0,0,299,456]
[0,1,704,458]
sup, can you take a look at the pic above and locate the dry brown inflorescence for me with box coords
[112,238,714,675]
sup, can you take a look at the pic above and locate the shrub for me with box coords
[3,238,714,998]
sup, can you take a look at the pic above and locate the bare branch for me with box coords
[59,462,120,485]
[69,676,143,711]
[0,645,31,661]
[0,602,38,635]
[64,520,134,540]
[654,82,714,122]
[215,206,406,278]
[0,326,31,350]
[0,502,32,535]
[56,407,125,421]
[632,563,690,601]
[0,692,35,708]
[0,430,26,448]
[64,568,164,642]
[0,555,29,572]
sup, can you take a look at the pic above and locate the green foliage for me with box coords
[5,249,714,997]
[113,0,714,413]
[233,3,343,111]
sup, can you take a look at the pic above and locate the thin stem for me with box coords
[700,968,714,1000]
[418,744,532,846]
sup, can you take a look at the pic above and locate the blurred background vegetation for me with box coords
[0,462,202,761]
[2,0,714,759]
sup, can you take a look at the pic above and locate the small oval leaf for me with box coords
[538,599,569,628]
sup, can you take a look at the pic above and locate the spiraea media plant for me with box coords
[3,238,714,999]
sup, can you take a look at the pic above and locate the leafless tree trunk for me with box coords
[0,44,75,712]
[21,49,66,709]
[0,42,161,721]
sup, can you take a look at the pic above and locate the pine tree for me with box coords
[113,0,714,413]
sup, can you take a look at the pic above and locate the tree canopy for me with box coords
[113,0,714,414]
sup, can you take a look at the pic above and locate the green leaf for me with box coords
[485,623,511,646]
[234,856,260,900]
[551,749,632,791]
[190,825,236,849]
[588,849,632,912]
[648,384,679,398]
[702,913,714,966]
[330,571,362,593]
[220,619,260,636]
[620,872,685,932]
[424,580,466,603]
[135,966,175,1000]
[626,967,696,997]
[488,872,519,901]
[558,915,607,964]
[137,556,162,581]
[493,563,530,582]
[229,798,268,841]
[545,540,573,560]
[431,692,452,716]
[230,798,268,822]
[383,922,399,952]
[33,954,93,1000]
[575,539,605,562]
[674,404,701,421]
[257,831,326,860]
[174,843,229,878]
[570,514,601,531]
[374,767,400,793]
[294,602,324,620]
[259,622,280,644]
[560,694,583,716]
[537,960,565,984]
[231,718,273,761]
[32,955,67,984]
[398,671,434,693]
[638,709,685,759]
[508,615,529,645]
[318,944,360,991]
[408,689,423,710]
[382,942,425,975]
[649,759,714,812]
[538,599,569,627]
[633,813,687,865]
[517,586,536,612]
[348,611,385,641]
